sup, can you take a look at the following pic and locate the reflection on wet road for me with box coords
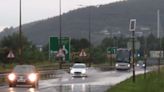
[6,87,38,92]
[55,84,109,92]
[5,84,108,92]
[0,67,150,92]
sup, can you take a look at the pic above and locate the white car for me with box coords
[70,63,87,77]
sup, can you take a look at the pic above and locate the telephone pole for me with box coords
[19,0,23,64]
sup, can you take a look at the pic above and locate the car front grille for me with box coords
[74,72,81,75]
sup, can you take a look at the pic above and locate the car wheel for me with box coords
[9,83,16,87]
[32,83,36,88]
[9,84,13,87]
[32,82,38,88]
[13,84,16,87]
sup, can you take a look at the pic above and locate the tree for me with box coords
[0,33,46,64]
[71,38,90,52]
[0,33,30,50]
[147,33,159,50]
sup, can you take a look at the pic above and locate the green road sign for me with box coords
[61,37,70,62]
[50,37,58,53]
[107,47,117,54]
[49,37,70,62]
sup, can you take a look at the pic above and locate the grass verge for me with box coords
[106,68,164,92]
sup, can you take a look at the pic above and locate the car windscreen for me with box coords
[13,66,35,73]
[72,65,86,68]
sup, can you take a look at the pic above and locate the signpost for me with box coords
[79,49,87,63]
[7,50,15,59]
[61,37,70,62]
[107,47,117,66]
[79,49,87,57]
[129,19,136,83]
[107,47,117,54]
[49,37,70,62]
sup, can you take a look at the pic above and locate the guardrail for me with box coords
[39,69,69,79]
[0,73,6,86]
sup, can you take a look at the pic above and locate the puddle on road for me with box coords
[8,87,38,92]
[54,84,109,92]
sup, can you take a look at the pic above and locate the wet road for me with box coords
[0,67,152,92]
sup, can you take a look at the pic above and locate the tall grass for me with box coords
[107,68,164,92]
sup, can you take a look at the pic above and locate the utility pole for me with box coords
[78,5,92,67]
[144,35,147,79]
[88,6,91,67]
[59,0,62,47]
[157,9,161,74]
[59,0,62,69]
[19,0,23,64]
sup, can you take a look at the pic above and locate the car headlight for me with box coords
[70,69,75,74]
[82,70,86,74]
[115,64,118,67]
[142,64,145,67]
[28,73,37,82]
[137,64,140,67]
[8,73,16,81]
[128,64,130,67]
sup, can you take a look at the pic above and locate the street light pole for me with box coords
[144,35,147,79]
[59,0,62,69]
[19,0,23,64]
[59,0,62,48]
[78,5,92,67]
[157,9,161,74]
[88,6,91,67]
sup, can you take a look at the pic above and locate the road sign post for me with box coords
[79,49,87,63]
[129,19,136,83]
[49,37,70,62]
[49,37,58,61]
[7,50,15,64]
[107,47,117,54]
[61,37,71,62]
[107,47,117,66]
[7,50,15,59]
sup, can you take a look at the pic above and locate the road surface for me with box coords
[0,67,154,92]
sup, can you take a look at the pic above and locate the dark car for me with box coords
[136,60,145,68]
[7,65,39,88]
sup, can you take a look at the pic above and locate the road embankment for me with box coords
[106,67,164,92]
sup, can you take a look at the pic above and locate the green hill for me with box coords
[0,0,164,45]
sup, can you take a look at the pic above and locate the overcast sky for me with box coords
[0,0,122,31]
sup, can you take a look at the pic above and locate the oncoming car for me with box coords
[136,60,145,68]
[70,63,87,77]
[7,65,39,88]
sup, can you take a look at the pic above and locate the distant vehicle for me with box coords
[70,63,87,77]
[7,65,39,88]
[115,48,131,70]
[136,60,145,68]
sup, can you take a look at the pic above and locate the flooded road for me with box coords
[0,67,150,92]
